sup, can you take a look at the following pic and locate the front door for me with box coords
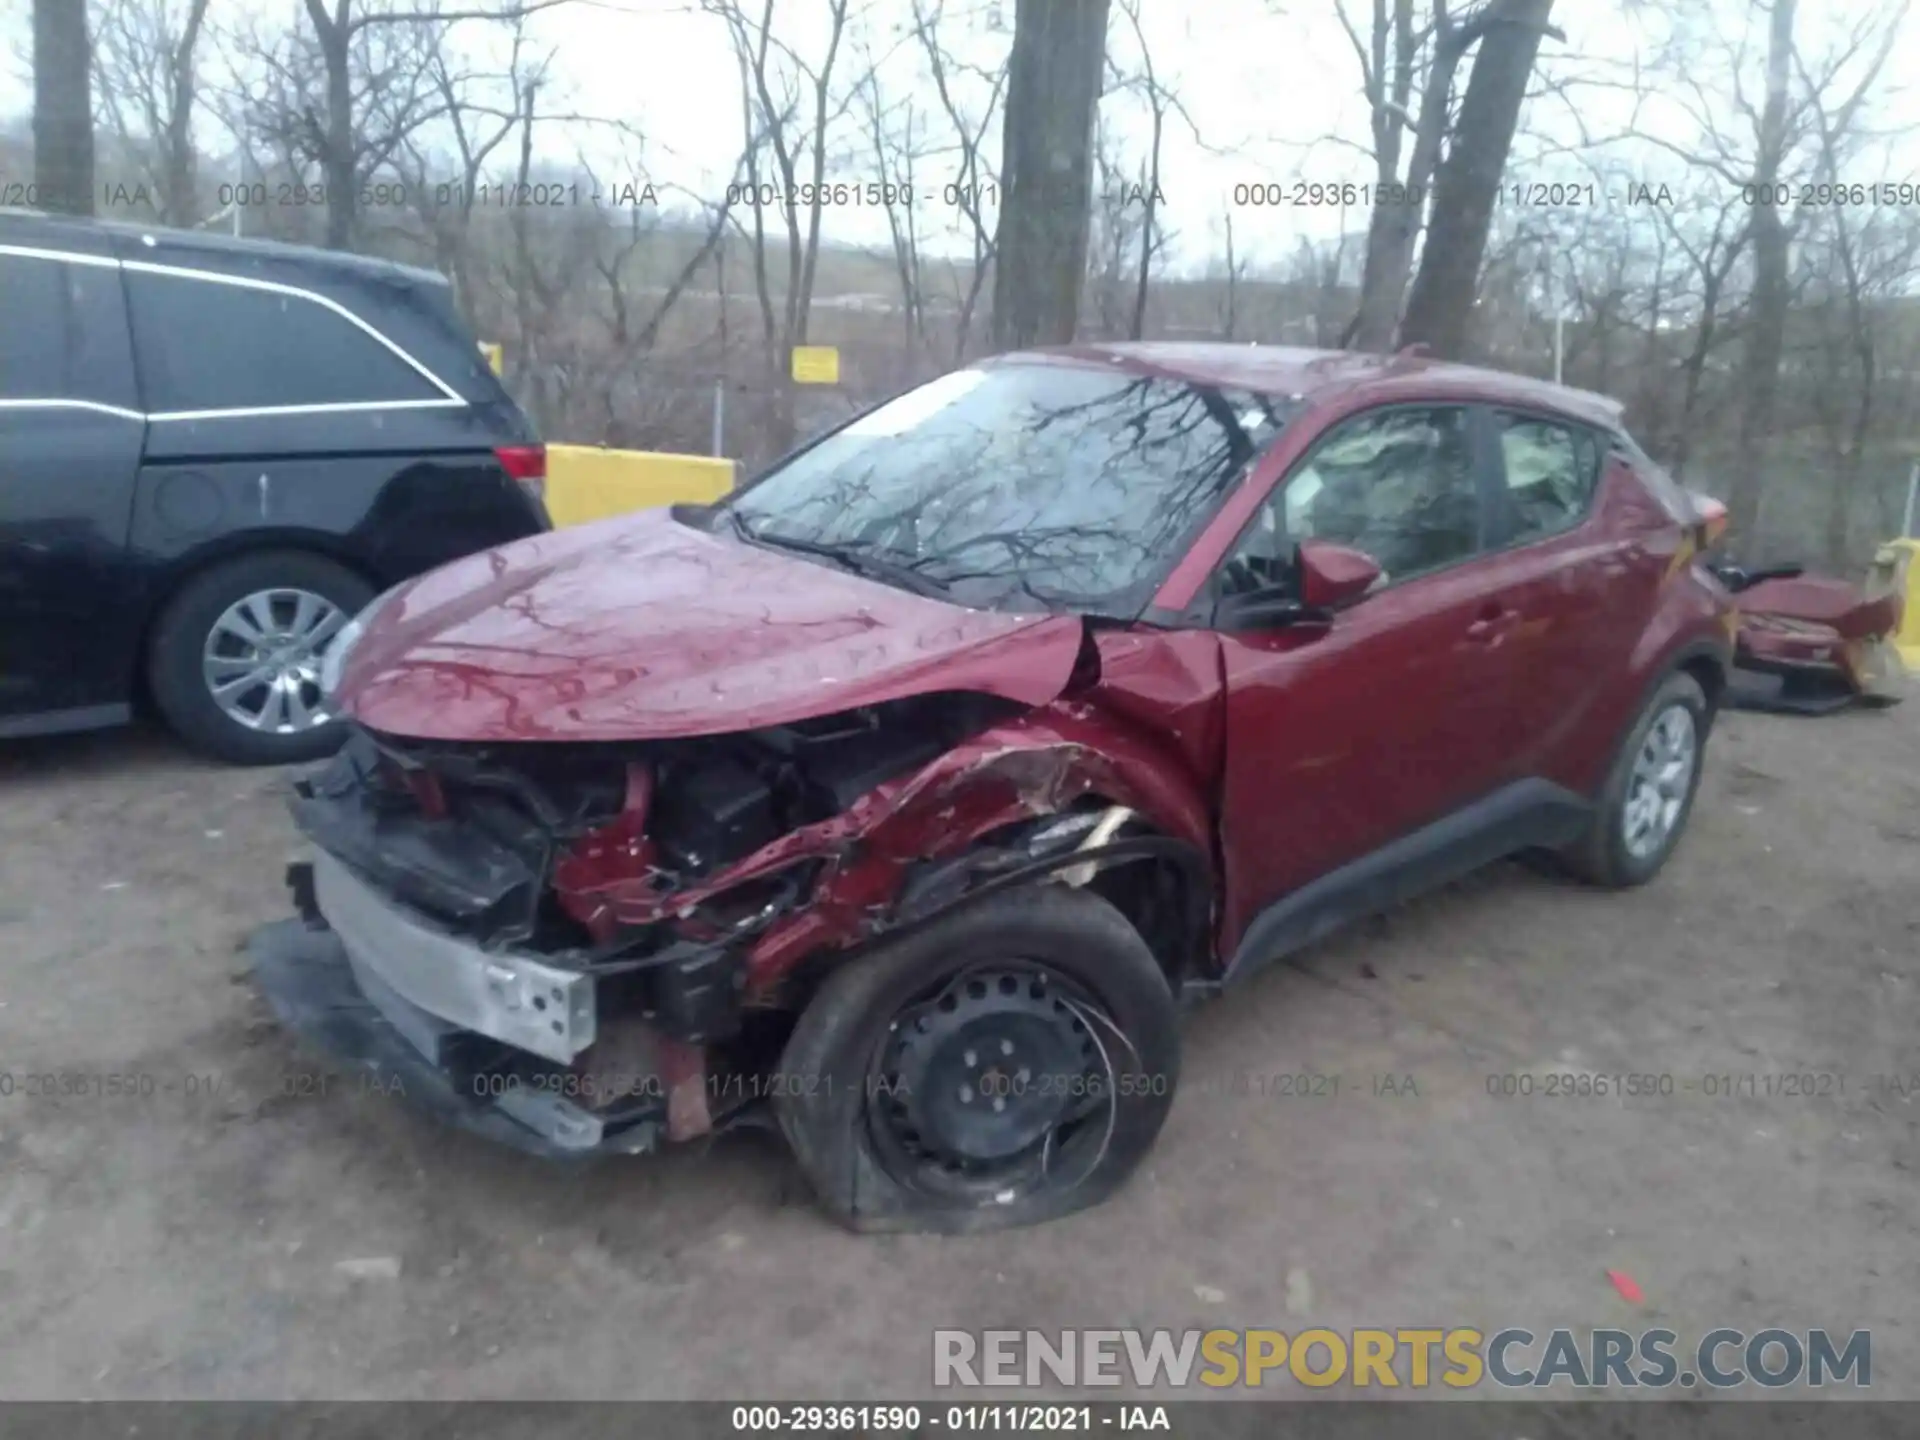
[1210,403,1517,953]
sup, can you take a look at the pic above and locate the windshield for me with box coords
[726,362,1295,615]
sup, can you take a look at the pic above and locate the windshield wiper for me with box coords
[728,522,956,601]
[719,505,755,542]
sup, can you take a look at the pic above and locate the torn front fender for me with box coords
[550,703,1217,995]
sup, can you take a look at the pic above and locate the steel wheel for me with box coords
[201,587,350,735]
[1621,702,1697,859]
[867,964,1123,1201]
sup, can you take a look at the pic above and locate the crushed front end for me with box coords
[1727,570,1908,714]
[250,693,1059,1157]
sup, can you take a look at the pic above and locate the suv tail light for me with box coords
[495,444,547,504]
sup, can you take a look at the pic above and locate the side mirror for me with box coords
[1298,540,1382,610]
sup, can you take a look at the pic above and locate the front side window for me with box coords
[727,363,1295,614]
[1220,404,1481,596]
[125,270,445,413]
[1495,409,1600,542]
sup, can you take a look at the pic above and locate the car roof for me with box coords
[1006,341,1627,433]
[0,207,448,289]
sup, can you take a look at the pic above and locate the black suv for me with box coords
[0,211,549,764]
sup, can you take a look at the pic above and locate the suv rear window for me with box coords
[126,269,445,413]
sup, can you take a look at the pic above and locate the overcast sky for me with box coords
[530,0,1915,268]
[1,0,1913,272]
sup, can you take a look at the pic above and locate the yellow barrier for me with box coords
[544,444,737,527]
[1877,537,1920,670]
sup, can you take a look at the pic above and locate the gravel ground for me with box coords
[0,700,1916,1400]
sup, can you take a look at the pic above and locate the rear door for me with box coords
[1211,402,1518,951]
[1474,406,1636,790]
[0,245,146,727]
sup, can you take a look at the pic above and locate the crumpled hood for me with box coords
[341,508,1085,742]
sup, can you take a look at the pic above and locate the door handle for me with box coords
[1465,604,1515,643]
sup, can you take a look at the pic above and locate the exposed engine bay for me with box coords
[293,691,1021,944]
[276,687,1208,1158]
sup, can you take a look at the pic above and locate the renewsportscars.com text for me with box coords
[932,1327,1871,1390]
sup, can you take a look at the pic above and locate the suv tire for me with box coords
[1563,671,1709,888]
[775,884,1180,1234]
[147,550,375,766]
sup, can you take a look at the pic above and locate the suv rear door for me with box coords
[117,248,545,585]
[0,243,146,729]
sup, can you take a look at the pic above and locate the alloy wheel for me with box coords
[1621,702,1697,860]
[201,587,350,734]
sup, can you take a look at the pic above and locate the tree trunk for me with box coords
[1221,212,1238,340]
[1399,0,1556,358]
[322,28,357,248]
[159,0,212,226]
[32,0,94,217]
[303,0,358,249]
[1727,0,1797,557]
[1824,294,1875,570]
[991,0,1111,350]
[1347,2,1471,353]
[1128,104,1163,341]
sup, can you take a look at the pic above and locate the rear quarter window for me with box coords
[1492,409,1602,541]
[125,269,447,413]
[1614,431,1701,522]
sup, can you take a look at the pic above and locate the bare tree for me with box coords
[857,58,931,358]
[34,0,95,215]
[1339,0,1492,351]
[991,0,1111,349]
[92,0,214,225]
[1084,119,1143,339]
[283,0,574,249]
[1213,209,1248,340]
[1727,0,1801,548]
[585,190,738,445]
[707,0,857,450]
[1108,0,1194,342]
[910,0,1006,361]
[1799,39,1920,566]
[389,13,545,310]
[1648,196,1750,482]
[1399,0,1561,357]
[1622,0,1908,548]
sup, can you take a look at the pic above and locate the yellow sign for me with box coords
[791,345,840,384]
[479,341,503,375]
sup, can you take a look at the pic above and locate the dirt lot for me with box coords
[1,701,1916,1401]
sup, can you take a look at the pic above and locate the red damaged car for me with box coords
[253,344,1736,1231]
